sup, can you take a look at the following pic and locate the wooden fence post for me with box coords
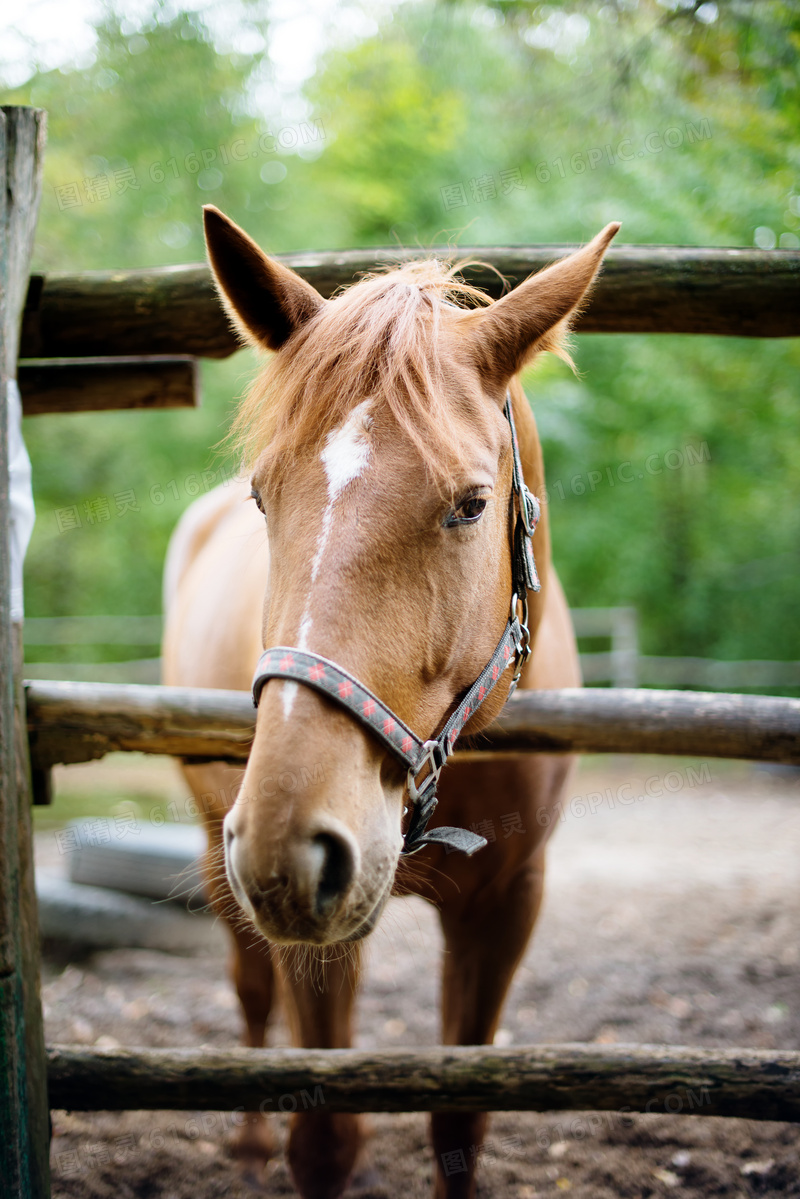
[0,104,50,1199]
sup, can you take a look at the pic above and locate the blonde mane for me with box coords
[231,257,567,489]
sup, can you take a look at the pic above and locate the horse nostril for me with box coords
[312,832,355,917]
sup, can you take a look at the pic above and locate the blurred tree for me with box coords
[3,0,799,684]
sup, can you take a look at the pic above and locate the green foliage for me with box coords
[303,37,468,242]
[22,353,250,621]
[9,9,266,268]
[4,0,800,686]
[526,334,800,663]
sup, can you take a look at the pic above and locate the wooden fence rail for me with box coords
[45,1043,800,1122]
[25,679,800,771]
[18,355,199,415]
[20,245,800,361]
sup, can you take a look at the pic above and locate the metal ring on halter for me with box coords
[519,488,540,538]
[507,591,532,698]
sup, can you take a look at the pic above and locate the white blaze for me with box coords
[281,400,373,718]
[320,398,373,500]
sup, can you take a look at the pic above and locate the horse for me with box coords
[162,206,618,1199]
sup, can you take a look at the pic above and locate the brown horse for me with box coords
[162,207,618,1199]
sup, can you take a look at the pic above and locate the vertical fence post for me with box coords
[0,104,49,1199]
[611,606,639,689]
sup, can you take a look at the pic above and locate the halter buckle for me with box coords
[402,739,450,854]
[407,738,448,807]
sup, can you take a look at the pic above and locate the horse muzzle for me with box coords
[223,809,396,945]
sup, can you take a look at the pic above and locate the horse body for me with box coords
[162,211,616,1198]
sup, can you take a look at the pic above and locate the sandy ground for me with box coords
[37,755,800,1197]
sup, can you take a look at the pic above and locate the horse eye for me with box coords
[445,494,488,527]
[250,486,265,514]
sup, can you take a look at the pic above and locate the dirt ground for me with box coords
[38,755,800,1197]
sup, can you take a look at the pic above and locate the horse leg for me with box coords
[277,945,365,1199]
[223,922,279,1161]
[184,762,278,1163]
[431,849,547,1199]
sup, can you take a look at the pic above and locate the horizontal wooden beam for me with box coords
[24,680,800,770]
[20,246,800,360]
[26,679,253,768]
[45,1042,800,1120]
[485,686,800,763]
[18,355,198,415]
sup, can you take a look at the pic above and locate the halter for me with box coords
[251,394,541,857]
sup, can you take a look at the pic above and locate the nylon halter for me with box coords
[251,393,541,857]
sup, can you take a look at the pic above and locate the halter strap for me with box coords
[251,393,540,856]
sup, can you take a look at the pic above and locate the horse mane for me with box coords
[230,257,569,491]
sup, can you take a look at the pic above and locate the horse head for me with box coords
[204,206,618,946]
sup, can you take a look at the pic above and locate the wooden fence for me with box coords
[2,105,800,1199]
[23,680,800,771]
[45,1042,800,1122]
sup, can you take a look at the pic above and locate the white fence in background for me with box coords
[22,611,800,691]
[571,606,639,688]
[24,615,162,684]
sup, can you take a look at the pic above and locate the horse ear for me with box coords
[464,222,620,384]
[203,205,324,351]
